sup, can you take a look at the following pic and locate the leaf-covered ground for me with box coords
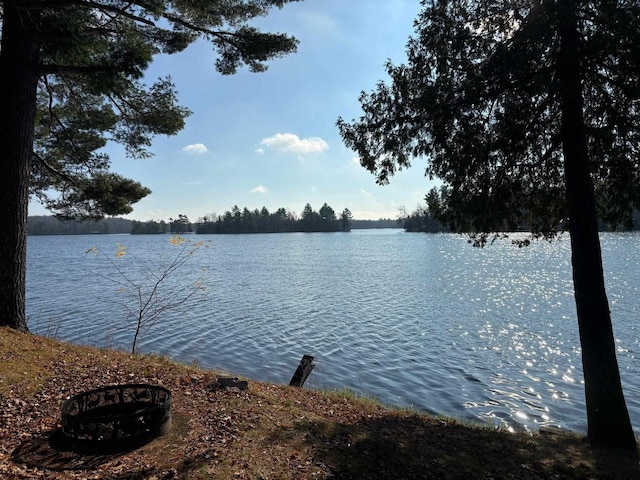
[0,327,638,479]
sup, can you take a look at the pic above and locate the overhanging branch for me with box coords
[32,151,78,186]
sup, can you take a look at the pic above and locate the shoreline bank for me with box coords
[0,327,637,479]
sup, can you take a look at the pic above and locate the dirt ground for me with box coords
[1,328,638,479]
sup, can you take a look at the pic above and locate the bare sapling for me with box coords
[87,235,210,353]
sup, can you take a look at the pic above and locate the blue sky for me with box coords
[30,0,439,222]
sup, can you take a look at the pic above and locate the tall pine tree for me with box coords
[0,1,300,332]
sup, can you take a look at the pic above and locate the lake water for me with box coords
[25,230,640,436]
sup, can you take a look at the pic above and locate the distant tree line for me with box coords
[395,187,450,233]
[27,215,190,235]
[131,214,193,234]
[29,203,401,235]
[28,197,640,236]
[351,218,399,229]
[399,207,449,233]
[130,219,168,234]
[196,203,353,234]
[401,187,640,234]
[27,216,132,235]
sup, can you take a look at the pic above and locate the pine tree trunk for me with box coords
[556,0,636,449]
[0,3,41,332]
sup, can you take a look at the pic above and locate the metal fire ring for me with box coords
[60,384,172,443]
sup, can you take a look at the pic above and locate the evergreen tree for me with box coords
[258,206,271,232]
[340,208,353,232]
[318,202,338,231]
[170,214,192,234]
[338,0,639,449]
[300,203,318,232]
[1,1,299,332]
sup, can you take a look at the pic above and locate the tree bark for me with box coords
[0,2,41,332]
[556,0,636,449]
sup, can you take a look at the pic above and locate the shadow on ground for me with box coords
[268,412,640,480]
[11,429,128,471]
[10,412,194,475]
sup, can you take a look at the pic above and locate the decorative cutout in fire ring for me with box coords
[61,384,172,444]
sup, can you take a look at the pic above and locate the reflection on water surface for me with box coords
[27,230,640,435]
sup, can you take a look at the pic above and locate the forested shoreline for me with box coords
[26,202,400,236]
[27,202,640,236]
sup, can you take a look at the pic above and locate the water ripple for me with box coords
[25,230,640,436]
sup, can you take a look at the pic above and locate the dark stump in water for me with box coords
[60,384,171,449]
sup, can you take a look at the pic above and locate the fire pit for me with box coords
[60,384,171,445]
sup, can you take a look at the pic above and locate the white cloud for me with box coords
[182,143,208,155]
[251,185,269,194]
[351,157,361,167]
[255,148,265,154]
[360,189,373,197]
[260,133,329,154]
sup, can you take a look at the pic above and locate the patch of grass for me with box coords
[0,326,638,479]
[0,327,61,396]
[325,386,384,406]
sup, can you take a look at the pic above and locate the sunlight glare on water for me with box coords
[26,230,640,436]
